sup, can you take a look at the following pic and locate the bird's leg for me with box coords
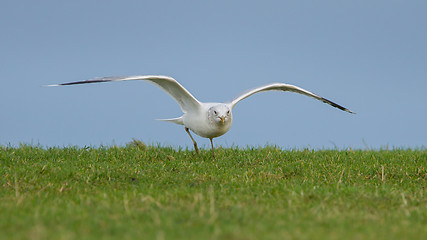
[210,138,215,158]
[185,127,199,154]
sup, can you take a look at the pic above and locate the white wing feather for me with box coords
[49,75,202,113]
[228,83,354,113]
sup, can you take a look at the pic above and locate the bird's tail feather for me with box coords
[156,116,184,125]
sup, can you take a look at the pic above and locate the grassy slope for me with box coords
[0,145,426,240]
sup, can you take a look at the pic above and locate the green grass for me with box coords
[0,144,426,240]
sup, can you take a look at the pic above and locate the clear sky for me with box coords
[1,1,426,149]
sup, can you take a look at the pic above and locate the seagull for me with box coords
[47,75,353,157]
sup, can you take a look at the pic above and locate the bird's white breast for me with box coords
[183,105,232,139]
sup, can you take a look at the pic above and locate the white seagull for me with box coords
[48,75,353,157]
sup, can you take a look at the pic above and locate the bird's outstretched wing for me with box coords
[47,75,202,113]
[227,83,354,114]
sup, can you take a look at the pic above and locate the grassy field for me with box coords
[0,144,426,240]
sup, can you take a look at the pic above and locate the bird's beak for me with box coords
[219,116,225,124]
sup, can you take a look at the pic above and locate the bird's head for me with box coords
[208,104,232,126]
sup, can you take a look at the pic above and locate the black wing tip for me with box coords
[45,79,113,86]
[344,109,355,114]
[321,97,355,114]
[337,105,355,114]
[62,79,111,85]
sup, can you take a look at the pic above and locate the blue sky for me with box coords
[1,1,426,149]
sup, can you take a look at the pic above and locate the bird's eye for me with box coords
[227,110,230,115]
[213,110,217,115]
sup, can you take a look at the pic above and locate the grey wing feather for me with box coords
[228,83,354,114]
